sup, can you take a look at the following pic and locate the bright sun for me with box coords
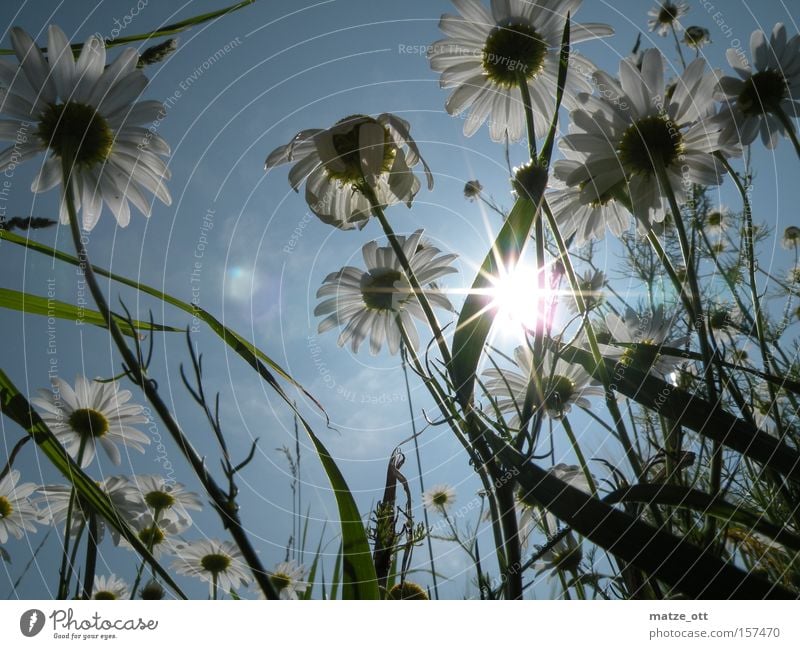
[488,263,555,331]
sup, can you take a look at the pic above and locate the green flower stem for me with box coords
[670,23,688,70]
[364,187,452,369]
[57,438,87,600]
[395,321,509,593]
[653,162,722,513]
[561,415,597,496]
[715,154,787,439]
[60,157,279,601]
[517,71,538,161]
[81,512,99,599]
[398,337,439,600]
[774,105,800,161]
[539,199,643,480]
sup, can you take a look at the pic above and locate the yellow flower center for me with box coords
[361,269,404,311]
[431,491,449,507]
[68,408,109,439]
[388,581,429,600]
[144,490,176,511]
[270,572,291,591]
[323,115,396,184]
[738,70,786,117]
[93,590,117,600]
[544,375,575,418]
[37,102,114,167]
[657,3,680,25]
[621,338,661,371]
[618,116,684,176]
[138,525,164,548]
[200,553,231,574]
[0,496,12,519]
[482,22,547,87]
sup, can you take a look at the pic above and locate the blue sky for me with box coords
[1,0,799,599]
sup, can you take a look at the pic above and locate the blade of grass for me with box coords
[0,287,180,336]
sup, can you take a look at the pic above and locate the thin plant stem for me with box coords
[57,438,87,599]
[774,105,800,160]
[561,416,597,496]
[59,157,279,600]
[81,513,99,600]
[670,23,687,70]
[399,339,439,600]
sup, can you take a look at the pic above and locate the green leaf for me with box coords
[0,0,256,54]
[0,368,187,599]
[560,342,800,483]
[0,230,324,414]
[298,414,379,600]
[604,483,800,552]
[0,287,180,336]
[329,541,343,601]
[490,438,794,598]
[302,530,326,601]
[450,195,544,408]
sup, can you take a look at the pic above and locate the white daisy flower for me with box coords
[601,306,688,376]
[548,167,632,245]
[567,269,606,313]
[647,2,689,37]
[0,25,171,230]
[483,344,604,426]
[422,484,457,512]
[702,205,733,236]
[40,476,140,544]
[463,179,483,200]
[93,574,130,600]
[128,475,202,531]
[270,560,308,600]
[715,23,800,149]
[31,376,150,468]
[428,0,613,142]
[534,531,582,577]
[172,539,251,596]
[120,512,182,558]
[0,470,45,543]
[315,230,457,355]
[557,50,734,224]
[781,225,800,249]
[265,113,432,230]
[683,26,711,50]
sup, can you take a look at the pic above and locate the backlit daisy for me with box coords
[567,269,606,313]
[715,23,800,149]
[121,512,182,558]
[647,2,689,37]
[315,230,457,355]
[483,344,603,426]
[601,306,688,376]
[534,531,582,578]
[683,26,711,50]
[0,470,45,544]
[40,476,140,544]
[429,0,613,142]
[781,225,800,249]
[93,574,130,600]
[423,484,457,512]
[270,560,308,600]
[128,475,202,531]
[0,25,171,229]
[559,50,732,223]
[32,376,149,468]
[172,539,251,597]
[265,113,432,230]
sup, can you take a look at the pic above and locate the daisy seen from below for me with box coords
[129,475,202,532]
[315,230,457,355]
[270,560,308,600]
[557,50,734,224]
[172,539,251,599]
[428,0,613,142]
[781,225,800,249]
[715,23,800,151]
[93,574,130,600]
[647,2,689,37]
[423,484,457,512]
[683,26,711,50]
[40,476,140,544]
[0,25,171,230]
[265,113,432,230]
[482,344,603,427]
[567,269,606,313]
[121,512,182,558]
[32,376,150,468]
[601,306,688,376]
[0,470,45,544]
